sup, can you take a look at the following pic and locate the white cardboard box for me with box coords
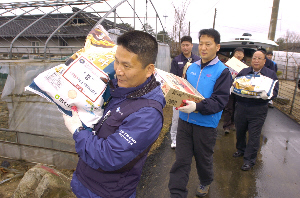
[225,57,249,78]
[154,68,204,107]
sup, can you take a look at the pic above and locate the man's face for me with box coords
[181,41,193,56]
[114,45,153,88]
[266,54,273,60]
[198,35,220,63]
[233,51,244,61]
[251,51,266,71]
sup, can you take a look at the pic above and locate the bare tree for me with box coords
[170,0,191,57]
[275,30,300,80]
[277,30,300,52]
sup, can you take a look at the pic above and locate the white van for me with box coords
[218,33,278,65]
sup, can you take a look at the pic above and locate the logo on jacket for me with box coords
[116,107,123,115]
[119,130,136,145]
[190,72,197,76]
[206,74,212,77]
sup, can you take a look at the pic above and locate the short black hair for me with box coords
[198,28,220,44]
[258,47,267,54]
[117,30,158,68]
[181,36,192,44]
[234,47,244,54]
[266,51,273,55]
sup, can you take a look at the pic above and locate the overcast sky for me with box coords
[1,0,299,43]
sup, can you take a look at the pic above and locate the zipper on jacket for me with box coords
[196,68,203,90]
[94,110,111,135]
[187,67,203,123]
[101,110,111,126]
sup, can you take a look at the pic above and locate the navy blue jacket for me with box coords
[265,58,276,72]
[271,59,278,72]
[170,52,200,77]
[235,66,279,106]
[71,75,165,198]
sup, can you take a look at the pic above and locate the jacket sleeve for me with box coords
[73,107,163,171]
[274,62,278,72]
[270,71,279,100]
[196,68,232,114]
[170,58,178,76]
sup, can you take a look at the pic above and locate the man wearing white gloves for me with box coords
[232,50,279,171]
[63,30,165,198]
[169,29,232,198]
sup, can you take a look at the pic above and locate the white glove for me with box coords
[260,91,269,100]
[230,86,234,94]
[63,109,83,134]
[177,100,196,114]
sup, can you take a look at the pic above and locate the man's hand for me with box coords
[176,100,196,114]
[63,109,83,134]
[260,91,269,100]
[230,86,234,93]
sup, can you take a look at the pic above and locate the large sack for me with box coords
[232,74,278,99]
[25,24,116,127]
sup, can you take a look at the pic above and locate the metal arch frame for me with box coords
[102,0,126,27]
[43,0,104,59]
[125,1,146,32]
[148,0,166,34]
[0,3,53,56]
[8,1,76,59]
[2,0,167,59]
[0,3,27,16]
[92,0,128,30]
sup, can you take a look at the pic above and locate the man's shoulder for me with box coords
[237,66,251,76]
[173,53,183,61]
[262,66,277,79]
[191,53,200,61]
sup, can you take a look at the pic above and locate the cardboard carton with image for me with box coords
[225,56,249,78]
[154,68,204,108]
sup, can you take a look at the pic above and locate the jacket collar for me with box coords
[109,75,159,99]
[180,52,197,60]
[245,66,268,75]
[194,56,220,68]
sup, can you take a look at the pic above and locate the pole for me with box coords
[163,15,168,30]
[134,0,135,29]
[268,0,280,41]
[146,0,148,25]
[213,8,217,29]
[156,14,158,40]
[113,9,116,28]
[189,21,190,36]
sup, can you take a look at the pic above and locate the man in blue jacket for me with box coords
[63,30,165,198]
[169,36,200,148]
[232,50,279,171]
[266,51,278,72]
[168,29,232,197]
[266,50,278,108]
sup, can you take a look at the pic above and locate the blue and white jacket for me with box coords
[179,56,232,128]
